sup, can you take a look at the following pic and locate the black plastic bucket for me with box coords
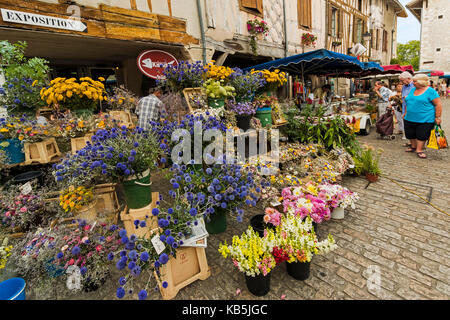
[250,214,275,237]
[286,261,311,280]
[245,272,271,296]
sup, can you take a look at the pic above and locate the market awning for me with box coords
[381,64,414,74]
[243,49,365,76]
[439,73,450,79]
[323,61,383,78]
[416,69,445,77]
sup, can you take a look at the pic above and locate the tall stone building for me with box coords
[407,0,450,71]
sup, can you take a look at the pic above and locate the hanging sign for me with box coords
[1,8,87,32]
[137,50,178,80]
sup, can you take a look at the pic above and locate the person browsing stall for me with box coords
[136,87,163,130]
[399,72,415,143]
[404,74,442,159]
[389,83,404,135]
[374,81,393,118]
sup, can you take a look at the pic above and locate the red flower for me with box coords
[272,246,289,265]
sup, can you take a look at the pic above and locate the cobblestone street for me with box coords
[22,100,450,301]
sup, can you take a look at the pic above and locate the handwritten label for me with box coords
[151,234,165,255]
[20,182,32,195]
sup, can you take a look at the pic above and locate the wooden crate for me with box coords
[94,183,120,224]
[70,134,93,155]
[23,138,61,165]
[120,192,159,239]
[155,246,211,300]
[109,110,134,128]
[183,87,206,113]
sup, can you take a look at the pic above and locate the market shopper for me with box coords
[313,84,331,102]
[399,72,415,143]
[389,83,404,135]
[136,87,163,130]
[404,74,442,159]
[439,81,447,98]
[374,81,393,118]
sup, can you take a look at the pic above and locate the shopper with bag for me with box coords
[389,83,404,135]
[374,81,393,118]
[404,74,443,159]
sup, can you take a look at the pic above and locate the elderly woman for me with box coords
[404,74,442,159]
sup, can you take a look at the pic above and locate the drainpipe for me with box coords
[392,8,402,64]
[283,0,288,57]
[196,0,207,64]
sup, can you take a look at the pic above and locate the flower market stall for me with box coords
[0,39,374,300]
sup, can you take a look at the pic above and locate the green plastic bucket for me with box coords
[122,169,152,209]
[207,98,225,109]
[205,208,227,234]
[255,107,272,127]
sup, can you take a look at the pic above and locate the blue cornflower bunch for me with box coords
[52,126,162,186]
[227,101,257,116]
[228,68,266,100]
[157,60,207,92]
[110,190,205,300]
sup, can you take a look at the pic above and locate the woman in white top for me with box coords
[440,81,447,98]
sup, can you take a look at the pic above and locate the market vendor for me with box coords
[136,87,163,130]
[373,81,393,118]
[313,84,331,102]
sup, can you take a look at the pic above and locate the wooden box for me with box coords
[94,183,120,224]
[120,192,159,239]
[155,246,211,300]
[109,110,133,128]
[23,137,61,165]
[183,88,206,113]
[70,134,93,155]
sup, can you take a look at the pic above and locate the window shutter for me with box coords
[256,0,263,15]
[338,9,344,38]
[241,0,256,9]
[353,16,357,43]
[306,0,312,28]
[371,28,375,49]
[327,3,332,36]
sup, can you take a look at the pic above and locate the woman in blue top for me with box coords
[404,74,442,158]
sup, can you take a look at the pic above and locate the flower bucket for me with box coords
[286,261,310,280]
[13,171,43,186]
[255,108,272,127]
[250,214,275,237]
[245,273,271,296]
[74,200,98,222]
[331,206,345,220]
[0,138,25,164]
[205,208,227,234]
[365,173,379,182]
[122,169,152,209]
[0,278,26,300]
[207,98,225,109]
[236,115,252,131]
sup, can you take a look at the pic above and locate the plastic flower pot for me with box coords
[122,169,152,209]
[13,171,43,186]
[255,108,272,127]
[207,98,225,109]
[0,278,26,300]
[0,138,25,164]
[205,208,227,234]
[250,214,275,237]
[245,272,271,296]
[331,206,345,220]
[286,261,310,280]
[236,115,252,131]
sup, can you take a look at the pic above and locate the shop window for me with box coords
[436,48,441,52]
[239,0,264,17]
[298,0,312,29]
[438,15,443,19]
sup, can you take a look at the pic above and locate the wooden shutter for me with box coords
[241,0,257,9]
[306,0,312,28]
[371,28,375,49]
[353,16,357,43]
[327,3,333,36]
[383,30,388,52]
[298,0,312,29]
[376,29,379,50]
[338,9,344,38]
[240,0,263,15]
[256,0,263,15]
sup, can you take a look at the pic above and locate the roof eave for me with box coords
[406,0,423,22]
[389,0,408,18]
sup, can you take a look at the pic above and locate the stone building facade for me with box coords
[407,0,450,71]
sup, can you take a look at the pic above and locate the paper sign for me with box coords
[0,107,7,119]
[20,182,32,195]
[151,234,166,255]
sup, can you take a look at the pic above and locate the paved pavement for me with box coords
[24,99,450,300]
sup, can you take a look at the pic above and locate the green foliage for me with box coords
[353,144,382,176]
[281,105,361,156]
[393,40,420,71]
[0,41,50,113]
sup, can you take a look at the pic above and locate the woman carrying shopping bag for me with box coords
[404,74,443,159]
[389,83,404,135]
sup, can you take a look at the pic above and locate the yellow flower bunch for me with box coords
[270,174,302,188]
[205,61,235,81]
[0,238,13,270]
[251,69,287,87]
[59,186,94,213]
[219,227,277,276]
[40,77,106,107]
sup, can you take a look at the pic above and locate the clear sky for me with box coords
[397,0,421,44]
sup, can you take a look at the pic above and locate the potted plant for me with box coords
[316,183,359,219]
[246,18,269,56]
[227,100,257,131]
[203,79,235,108]
[354,144,383,182]
[228,68,266,102]
[219,226,276,296]
[59,186,96,222]
[271,214,337,280]
[53,127,162,210]
[40,76,106,117]
[158,60,206,93]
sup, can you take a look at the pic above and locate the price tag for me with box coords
[20,182,32,195]
[151,234,165,255]
[270,200,281,207]
[0,107,7,119]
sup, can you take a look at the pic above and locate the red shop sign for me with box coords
[137,50,178,79]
